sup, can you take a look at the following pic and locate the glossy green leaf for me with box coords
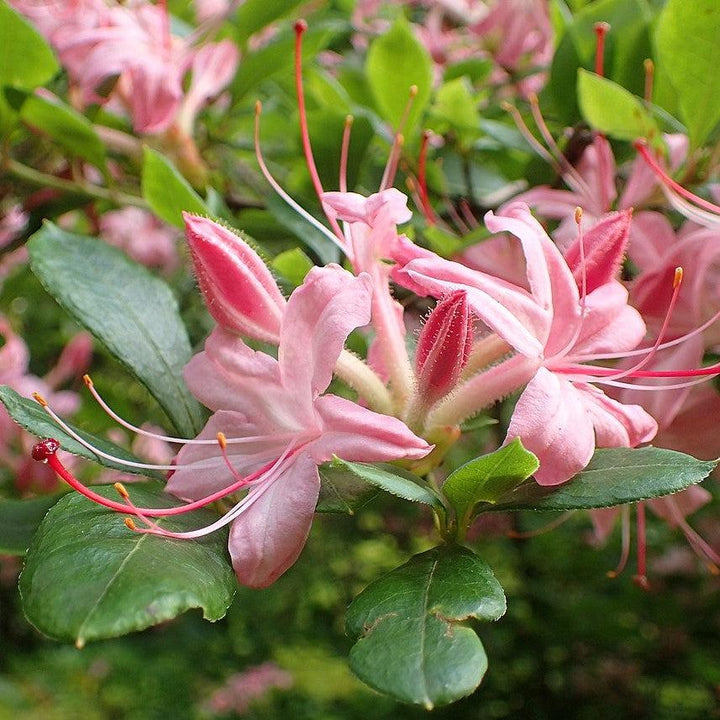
[432,77,481,141]
[0,386,163,478]
[0,494,65,555]
[656,0,720,148]
[28,225,205,437]
[347,545,506,707]
[443,440,539,527]
[271,247,314,288]
[549,0,653,123]
[490,447,716,512]
[578,70,658,141]
[317,463,379,514]
[20,483,235,647]
[0,2,59,90]
[13,90,107,169]
[330,458,439,507]
[366,18,433,135]
[141,148,208,227]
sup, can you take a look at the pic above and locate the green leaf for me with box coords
[432,77,481,143]
[271,247,314,288]
[10,89,108,169]
[234,0,305,44]
[577,70,658,141]
[28,224,205,438]
[366,18,433,135]
[346,545,506,708]
[656,0,720,148]
[443,440,539,527]
[141,148,208,227]
[317,463,378,514]
[330,458,439,507]
[0,2,59,90]
[20,482,236,647]
[0,494,65,555]
[490,447,716,512]
[0,386,163,478]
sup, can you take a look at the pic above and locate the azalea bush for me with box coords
[1,0,720,715]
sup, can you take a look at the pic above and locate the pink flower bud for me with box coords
[415,290,473,407]
[184,213,286,343]
[47,332,93,388]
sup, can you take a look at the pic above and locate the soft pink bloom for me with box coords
[184,213,286,343]
[205,663,293,716]
[0,205,28,250]
[99,207,179,274]
[168,266,430,587]
[397,203,657,484]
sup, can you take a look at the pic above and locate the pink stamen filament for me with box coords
[39,444,276,517]
[380,133,404,191]
[588,267,683,383]
[254,102,347,251]
[293,20,347,241]
[83,375,293,447]
[416,131,436,225]
[459,199,479,229]
[339,115,353,193]
[634,141,720,216]
[607,504,631,578]
[528,94,594,200]
[633,502,650,590]
[663,497,720,569]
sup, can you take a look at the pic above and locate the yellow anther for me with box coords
[114,482,129,499]
[217,432,227,450]
[124,517,137,531]
[32,392,48,407]
[673,266,684,288]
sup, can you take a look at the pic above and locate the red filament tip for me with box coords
[32,438,60,462]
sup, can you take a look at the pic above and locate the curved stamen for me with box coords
[380,133,404,191]
[254,102,346,250]
[663,496,720,570]
[607,504,631,578]
[339,115,353,193]
[593,267,683,382]
[594,376,712,391]
[32,437,283,517]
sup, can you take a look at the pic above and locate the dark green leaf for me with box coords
[366,18,433,135]
[330,458,439,507]
[0,494,65,555]
[490,447,716,512]
[141,148,208,227]
[346,545,506,707]
[317,463,378,514]
[0,386,163,478]
[577,70,658,141]
[20,482,236,647]
[443,440,539,527]
[656,0,720,148]
[28,224,205,437]
[0,2,59,90]
[14,90,107,169]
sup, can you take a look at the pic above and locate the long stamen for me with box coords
[31,437,277,517]
[459,199,479,229]
[339,115,353,193]
[643,58,654,103]
[528,94,594,199]
[254,102,347,250]
[83,375,289,447]
[664,497,720,570]
[503,101,557,168]
[633,503,650,590]
[607,504,631,578]
[507,512,573,538]
[416,130,436,225]
[597,267,683,382]
[380,133,404,191]
[595,376,712,391]
[128,447,295,539]
[634,141,720,216]
[572,306,720,362]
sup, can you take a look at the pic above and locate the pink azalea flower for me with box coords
[396,203,658,484]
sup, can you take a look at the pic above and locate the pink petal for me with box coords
[228,453,321,588]
[322,188,412,226]
[505,368,595,485]
[278,265,373,398]
[312,395,431,463]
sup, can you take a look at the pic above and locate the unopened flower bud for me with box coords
[184,213,286,343]
[415,290,473,407]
